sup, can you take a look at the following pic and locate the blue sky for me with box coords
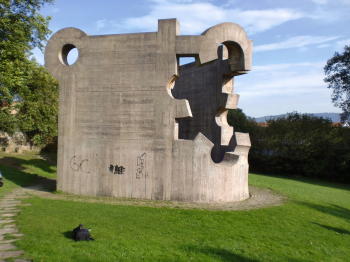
[34,0,350,117]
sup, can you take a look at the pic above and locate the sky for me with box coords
[33,0,350,117]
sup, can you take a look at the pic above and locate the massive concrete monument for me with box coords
[45,19,253,202]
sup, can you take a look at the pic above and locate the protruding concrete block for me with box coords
[45,19,253,202]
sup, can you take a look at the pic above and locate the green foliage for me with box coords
[228,110,350,183]
[0,107,17,133]
[324,45,350,123]
[250,113,350,183]
[227,108,257,133]
[0,0,53,102]
[17,61,58,145]
[0,0,57,145]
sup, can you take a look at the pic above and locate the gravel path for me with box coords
[23,183,285,211]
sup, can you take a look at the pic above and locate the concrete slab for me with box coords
[0,243,17,251]
[0,209,20,213]
[9,233,23,238]
[0,250,23,259]
[0,239,17,244]
[0,203,20,208]
[3,224,16,229]
[0,219,15,224]
[0,227,18,234]
[0,214,16,218]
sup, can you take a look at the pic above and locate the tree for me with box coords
[0,0,58,146]
[249,112,350,183]
[227,108,256,133]
[324,45,350,123]
[17,61,58,145]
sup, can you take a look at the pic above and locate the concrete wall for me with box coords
[45,19,253,202]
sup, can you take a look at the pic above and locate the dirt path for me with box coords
[24,183,286,211]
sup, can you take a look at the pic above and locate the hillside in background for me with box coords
[254,113,341,123]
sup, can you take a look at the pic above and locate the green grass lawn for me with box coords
[1,152,350,261]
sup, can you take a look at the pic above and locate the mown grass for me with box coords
[1,152,350,261]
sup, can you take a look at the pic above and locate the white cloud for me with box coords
[238,62,326,98]
[100,0,304,35]
[255,35,340,52]
[233,9,303,34]
[253,62,324,72]
[239,73,325,97]
[317,43,331,48]
[336,38,350,49]
[96,19,107,31]
[234,61,339,116]
[311,0,328,4]
[311,0,350,5]
[307,0,350,23]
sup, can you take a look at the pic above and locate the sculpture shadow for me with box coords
[183,245,259,262]
[297,201,350,222]
[183,245,310,262]
[62,230,73,240]
[252,173,350,192]
[312,222,350,235]
[0,156,55,174]
[0,156,56,192]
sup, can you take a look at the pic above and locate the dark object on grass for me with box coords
[72,224,94,241]
[0,171,3,187]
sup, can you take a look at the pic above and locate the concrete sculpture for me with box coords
[45,19,253,202]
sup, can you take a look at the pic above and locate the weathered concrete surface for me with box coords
[45,19,253,202]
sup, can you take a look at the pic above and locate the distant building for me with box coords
[332,122,343,127]
[257,122,268,127]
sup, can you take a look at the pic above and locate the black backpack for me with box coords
[72,224,94,241]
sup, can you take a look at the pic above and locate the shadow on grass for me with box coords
[298,201,350,222]
[251,173,350,192]
[0,156,55,174]
[39,151,57,166]
[312,222,350,235]
[285,258,313,262]
[63,231,73,240]
[0,158,56,192]
[184,245,259,262]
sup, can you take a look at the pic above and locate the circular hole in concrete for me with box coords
[59,44,79,66]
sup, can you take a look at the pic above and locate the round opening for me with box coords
[59,44,79,66]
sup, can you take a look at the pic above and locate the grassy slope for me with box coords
[1,153,350,261]
[0,152,56,198]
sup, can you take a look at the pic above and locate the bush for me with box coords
[228,110,350,183]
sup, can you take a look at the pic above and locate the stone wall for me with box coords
[0,132,38,153]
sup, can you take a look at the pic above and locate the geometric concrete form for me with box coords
[45,19,253,202]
